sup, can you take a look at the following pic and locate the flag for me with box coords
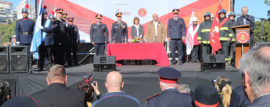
[185,10,199,55]
[210,0,222,54]
[30,0,43,59]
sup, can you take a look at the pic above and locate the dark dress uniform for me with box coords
[197,12,212,59]
[90,21,109,56]
[92,92,141,107]
[31,83,86,107]
[111,12,128,43]
[167,10,186,64]
[146,67,193,107]
[15,12,35,61]
[236,14,255,48]
[66,23,80,65]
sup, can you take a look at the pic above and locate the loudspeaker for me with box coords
[93,56,116,72]
[0,46,9,73]
[9,46,29,73]
[201,54,226,71]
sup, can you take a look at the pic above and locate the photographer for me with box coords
[0,80,10,106]
[78,73,101,107]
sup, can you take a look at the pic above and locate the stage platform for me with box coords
[0,63,241,104]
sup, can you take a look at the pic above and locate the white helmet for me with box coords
[192,17,198,22]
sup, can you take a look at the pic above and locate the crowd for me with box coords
[1,44,270,107]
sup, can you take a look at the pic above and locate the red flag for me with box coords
[210,1,222,54]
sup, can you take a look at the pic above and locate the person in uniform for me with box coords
[37,7,48,71]
[90,14,109,56]
[197,12,212,60]
[146,67,192,107]
[167,9,186,65]
[111,12,128,43]
[217,9,231,64]
[228,12,237,66]
[15,7,35,65]
[194,85,220,107]
[236,7,255,48]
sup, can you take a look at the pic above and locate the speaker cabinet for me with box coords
[93,56,116,72]
[9,46,29,73]
[0,46,9,73]
[201,54,226,71]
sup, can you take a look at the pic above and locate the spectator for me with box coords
[31,64,86,107]
[239,44,270,107]
[177,84,191,94]
[230,85,250,107]
[92,71,141,107]
[1,96,37,107]
[0,80,10,105]
[194,85,219,107]
[146,67,192,107]
[78,81,101,107]
[214,76,232,107]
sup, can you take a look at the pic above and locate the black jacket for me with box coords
[31,83,86,107]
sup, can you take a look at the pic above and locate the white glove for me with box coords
[38,25,44,30]
[16,41,20,44]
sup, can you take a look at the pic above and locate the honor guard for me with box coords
[90,14,109,56]
[167,9,186,65]
[111,12,128,43]
[66,17,80,66]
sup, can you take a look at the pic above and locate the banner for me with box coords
[42,0,231,43]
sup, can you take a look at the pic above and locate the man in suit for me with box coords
[90,14,109,56]
[111,12,128,43]
[31,65,85,107]
[92,71,141,107]
[145,13,166,43]
[236,7,255,48]
[146,67,193,107]
[167,9,186,65]
[239,44,270,107]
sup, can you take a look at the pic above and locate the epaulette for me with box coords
[146,93,160,101]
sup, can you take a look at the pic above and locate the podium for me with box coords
[231,25,250,69]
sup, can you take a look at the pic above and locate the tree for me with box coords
[253,20,270,42]
[0,20,16,44]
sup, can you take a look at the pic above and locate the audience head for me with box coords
[78,81,94,102]
[177,84,191,94]
[1,96,38,107]
[214,76,232,107]
[194,85,219,107]
[239,44,270,102]
[0,80,10,105]
[241,6,249,16]
[152,13,158,22]
[46,64,67,86]
[158,67,181,91]
[105,71,124,92]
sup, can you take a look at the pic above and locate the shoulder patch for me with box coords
[146,93,160,101]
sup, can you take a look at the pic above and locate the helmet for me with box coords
[228,12,235,17]
[42,8,47,14]
[22,8,28,13]
[192,17,198,22]
[218,9,227,14]
[49,14,54,19]
[204,12,211,17]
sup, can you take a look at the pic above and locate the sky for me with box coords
[5,0,270,21]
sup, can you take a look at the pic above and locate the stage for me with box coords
[0,63,241,104]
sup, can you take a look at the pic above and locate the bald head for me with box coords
[105,71,124,92]
[241,7,248,16]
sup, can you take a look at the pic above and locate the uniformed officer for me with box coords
[197,12,212,59]
[218,9,231,64]
[111,12,128,43]
[66,17,80,65]
[167,9,186,65]
[146,67,193,107]
[53,9,67,65]
[90,14,109,56]
[228,12,237,66]
[44,14,56,65]
[15,7,35,65]
[37,7,49,71]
